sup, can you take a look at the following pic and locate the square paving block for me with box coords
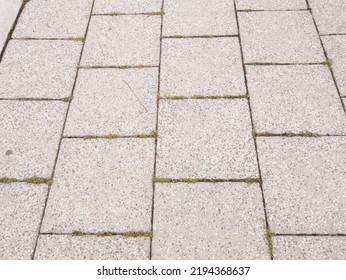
[81,16,161,66]
[156,99,258,179]
[257,137,346,234]
[322,36,346,97]
[0,183,47,260]
[273,236,346,260]
[41,139,155,233]
[152,183,269,259]
[247,65,346,134]
[64,68,158,136]
[163,0,237,36]
[160,38,246,97]
[35,235,150,260]
[93,0,162,14]
[239,11,325,63]
[309,0,346,34]
[13,0,93,38]
[235,0,307,10]
[0,40,82,99]
[0,101,67,178]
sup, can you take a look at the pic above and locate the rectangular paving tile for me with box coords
[235,0,307,10]
[64,68,158,136]
[0,101,67,178]
[41,139,155,233]
[239,11,325,63]
[309,0,346,34]
[0,183,47,260]
[13,0,93,38]
[163,0,237,36]
[93,0,162,14]
[81,16,161,66]
[247,65,346,134]
[257,137,346,234]
[35,235,150,260]
[0,40,82,99]
[322,35,346,97]
[156,99,258,179]
[152,182,269,260]
[160,38,246,97]
[273,236,346,260]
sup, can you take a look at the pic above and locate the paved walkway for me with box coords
[0,0,345,260]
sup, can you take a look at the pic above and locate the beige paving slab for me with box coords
[257,137,346,234]
[0,183,47,260]
[156,99,258,179]
[35,235,150,260]
[0,40,82,99]
[41,139,155,233]
[160,38,246,97]
[163,0,237,36]
[81,16,161,66]
[13,0,93,38]
[235,0,307,10]
[273,236,346,260]
[0,0,21,50]
[64,68,158,136]
[93,0,162,14]
[0,101,67,178]
[152,182,269,260]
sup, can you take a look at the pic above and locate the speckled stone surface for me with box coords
[41,139,155,233]
[0,101,67,178]
[160,38,246,97]
[247,65,346,134]
[156,99,258,179]
[0,183,47,260]
[239,11,325,63]
[273,236,346,260]
[0,0,21,50]
[309,0,346,34]
[35,235,150,260]
[64,68,158,136]
[163,0,237,36]
[13,0,93,38]
[0,40,81,99]
[257,137,346,234]
[81,16,161,66]
[93,0,162,14]
[152,182,269,260]
[235,0,307,10]
[322,36,346,97]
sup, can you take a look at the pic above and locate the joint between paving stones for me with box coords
[92,8,164,17]
[39,231,153,238]
[12,37,84,41]
[161,35,239,39]
[152,177,261,184]
[252,130,322,138]
[0,176,52,185]
[160,94,248,100]
[64,130,158,140]
[0,97,73,102]
[79,65,158,69]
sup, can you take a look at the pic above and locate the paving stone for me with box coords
[160,38,246,97]
[156,99,258,179]
[257,137,346,234]
[41,139,155,233]
[0,0,21,50]
[247,65,346,134]
[235,0,307,10]
[0,101,67,178]
[81,16,161,66]
[0,40,82,99]
[163,0,237,36]
[35,235,150,260]
[64,68,158,136]
[322,36,346,97]
[13,0,93,38]
[309,0,346,34]
[239,11,325,63]
[152,182,269,259]
[273,236,346,260]
[93,0,162,14]
[0,183,47,260]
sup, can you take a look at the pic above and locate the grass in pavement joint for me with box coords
[266,228,276,259]
[253,130,321,138]
[322,59,333,70]
[96,232,114,237]
[122,231,153,238]
[0,176,52,185]
[82,130,157,140]
[71,231,86,236]
[61,96,73,102]
[144,8,165,16]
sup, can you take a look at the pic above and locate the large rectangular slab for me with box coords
[42,139,155,233]
[35,235,150,260]
[257,137,346,234]
[152,182,269,259]
[93,0,162,14]
[0,183,47,260]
